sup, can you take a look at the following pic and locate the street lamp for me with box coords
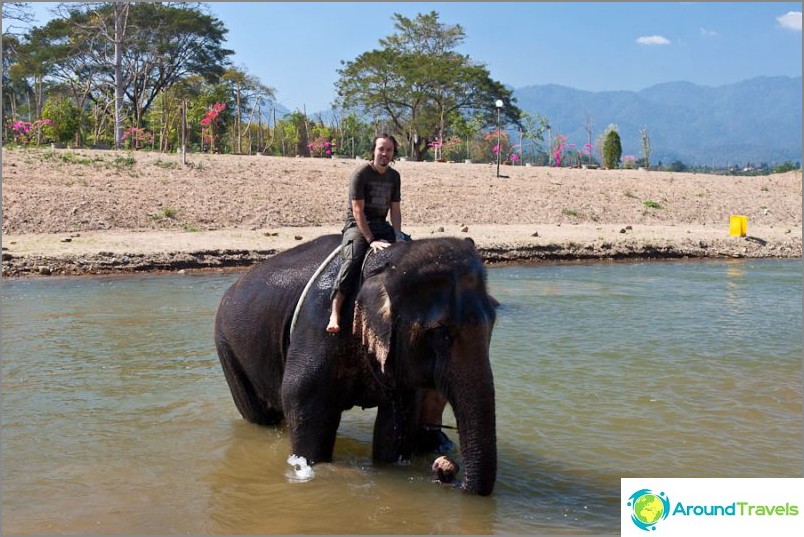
[495,99,503,177]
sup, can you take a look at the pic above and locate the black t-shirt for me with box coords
[344,163,401,227]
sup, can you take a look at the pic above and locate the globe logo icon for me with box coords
[627,489,670,531]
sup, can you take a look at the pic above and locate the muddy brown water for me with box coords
[2,259,801,534]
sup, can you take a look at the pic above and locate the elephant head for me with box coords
[352,237,497,495]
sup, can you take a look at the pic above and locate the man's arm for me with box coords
[390,202,401,235]
[351,199,374,243]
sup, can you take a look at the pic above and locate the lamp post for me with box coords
[495,99,503,177]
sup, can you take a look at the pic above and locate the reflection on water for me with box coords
[2,259,802,534]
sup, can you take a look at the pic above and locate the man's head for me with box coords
[372,133,398,169]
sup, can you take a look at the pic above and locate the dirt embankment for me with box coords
[1,147,801,277]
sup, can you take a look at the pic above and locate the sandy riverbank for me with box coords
[1,147,801,277]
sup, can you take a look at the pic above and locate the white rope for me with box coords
[289,245,342,339]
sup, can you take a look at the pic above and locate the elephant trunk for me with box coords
[445,334,497,496]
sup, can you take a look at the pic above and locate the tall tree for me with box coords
[112,2,128,148]
[335,11,521,161]
[124,2,231,125]
[2,33,27,122]
[50,2,233,133]
[601,124,622,170]
[221,67,275,154]
[23,13,110,146]
[53,2,130,147]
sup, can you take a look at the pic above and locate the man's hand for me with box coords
[370,239,391,252]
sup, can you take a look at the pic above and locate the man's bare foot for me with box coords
[326,316,340,334]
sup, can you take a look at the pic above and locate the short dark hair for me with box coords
[372,133,399,159]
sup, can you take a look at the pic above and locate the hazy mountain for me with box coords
[512,76,802,167]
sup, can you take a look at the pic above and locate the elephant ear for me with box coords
[353,278,393,373]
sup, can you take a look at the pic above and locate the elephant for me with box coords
[214,234,498,495]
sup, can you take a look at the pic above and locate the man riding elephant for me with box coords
[215,234,498,495]
[328,133,405,334]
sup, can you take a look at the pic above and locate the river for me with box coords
[2,259,801,534]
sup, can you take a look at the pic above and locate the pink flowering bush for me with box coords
[11,119,52,145]
[201,102,226,152]
[483,130,509,163]
[121,127,154,150]
[552,135,567,167]
[622,155,636,169]
[307,136,336,158]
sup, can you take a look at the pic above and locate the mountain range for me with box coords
[282,76,801,167]
[511,76,802,167]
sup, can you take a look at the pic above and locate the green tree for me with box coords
[335,11,521,161]
[2,32,30,131]
[272,116,299,157]
[602,124,622,169]
[520,111,550,164]
[451,112,483,160]
[42,95,82,144]
[774,161,799,174]
[23,13,112,147]
[44,2,233,131]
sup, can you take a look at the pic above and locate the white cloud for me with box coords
[636,35,672,45]
[699,27,718,37]
[776,11,802,31]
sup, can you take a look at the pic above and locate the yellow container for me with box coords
[729,215,748,237]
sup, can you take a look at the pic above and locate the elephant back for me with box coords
[360,237,485,284]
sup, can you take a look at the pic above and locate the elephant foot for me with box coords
[431,455,459,484]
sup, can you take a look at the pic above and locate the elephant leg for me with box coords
[372,390,418,463]
[216,338,283,425]
[285,403,342,464]
[281,366,343,464]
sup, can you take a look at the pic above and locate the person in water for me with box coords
[327,133,404,334]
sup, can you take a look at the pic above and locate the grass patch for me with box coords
[562,208,579,217]
[111,155,136,169]
[153,159,179,169]
[643,200,663,209]
[54,151,104,165]
[149,207,178,221]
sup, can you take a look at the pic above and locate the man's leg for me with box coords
[327,228,368,333]
[327,291,346,333]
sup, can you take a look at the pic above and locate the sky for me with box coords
[9,2,803,113]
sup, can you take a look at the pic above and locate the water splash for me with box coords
[286,454,315,482]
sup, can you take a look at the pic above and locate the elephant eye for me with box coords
[459,273,479,289]
[429,326,453,347]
